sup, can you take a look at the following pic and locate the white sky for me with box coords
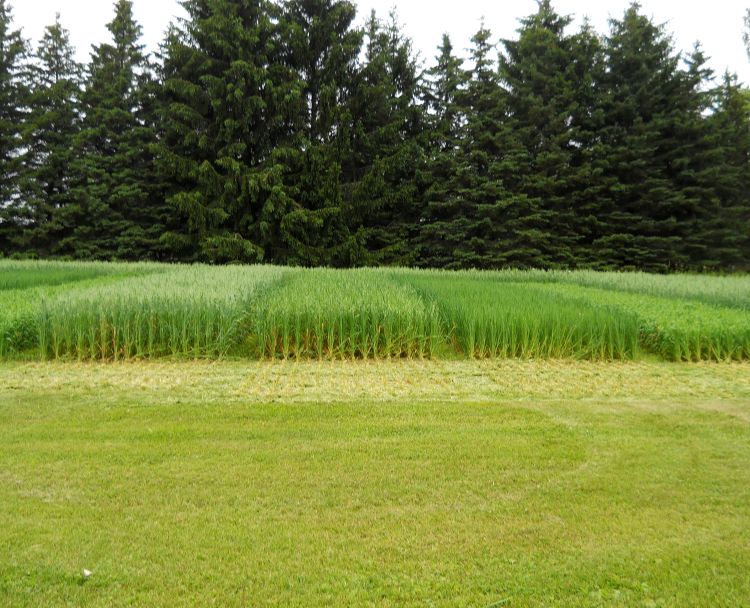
[10,0,750,83]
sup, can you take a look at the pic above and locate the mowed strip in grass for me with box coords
[1,261,750,362]
[1,361,749,607]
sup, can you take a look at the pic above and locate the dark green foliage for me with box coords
[283,0,360,144]
[0,0,748,271]
[500,3,613,268]
[672,47,729,270]
[448,25,511,269]
[73,0,169,260]
[0,1,27,254]
[593,3,704,271]
[277,0,362,266]
[420,25,515,270]
[703,74,750,269]
[158,0,302,264]
[566,22,613,268]
[342,11,426,266]
[417,34,468,268]
[17,15,83,258]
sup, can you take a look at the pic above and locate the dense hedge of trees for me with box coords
[1,0,748,271]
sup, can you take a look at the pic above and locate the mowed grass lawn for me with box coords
[1,361,750,607]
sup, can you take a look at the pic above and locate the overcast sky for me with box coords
[10,0,750,83]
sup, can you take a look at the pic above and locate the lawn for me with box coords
[1,360,749,607]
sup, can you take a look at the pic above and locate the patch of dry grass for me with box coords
[2,360,749,405]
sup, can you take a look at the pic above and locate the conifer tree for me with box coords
[594,3,692,271]
[500,2,610,268]
[18,15,83,257]
[277,0,362,266]
[450,24,517,269]
[566,21,611,267]
[417,34,468,268]
[703,73,750,269]
[158,0,302,263]
[668,46,727,269]
[0,0,27,254]
[342,11,425,266]
[499,1,579,267]
[0,0,744,270]
[74,0,168,260]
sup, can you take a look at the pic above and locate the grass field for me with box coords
[1,261,749,362]
[1,360,749,607]
[2,262,749,605]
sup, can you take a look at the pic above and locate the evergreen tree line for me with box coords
[0,0,748,271]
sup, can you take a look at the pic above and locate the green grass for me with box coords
[459,268,750,309]
[539,283,750,361]
[0,260,163,291]
[0,274,168,359]
[254,269,442,359]
[403,272,640,360]
[535,269,750,310]
[36,265,286,360]
[1,360,749,607]
[1,261,749,362]
[3,263,748,605]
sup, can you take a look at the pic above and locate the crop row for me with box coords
[1,262,748,362]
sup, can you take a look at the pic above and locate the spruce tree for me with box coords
[0,0,27,254]
[451,25,518,269]
[417,34,469,268]
[500,3,613,268]
[18,15,83,257]
[566,21,611,268]
[499,0,580,267]
[342,11,425,266]
[668,46,727,269]
[277,0,362,266]
[283,0,360,143]
[703,73,750,269]
[74,0,168,260]
[595,3,692,271]
[158,0,302,263]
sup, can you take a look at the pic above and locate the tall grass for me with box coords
[401,272,640,360]
[0,289,41,358]
[35,265,284,360]
[0,273,162,358]
[2,260,748,362]
[473,268,750,310]
[542,270,750,310]
[254,269,442,359]
[0,260,163,291]
[540,284,750,361]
